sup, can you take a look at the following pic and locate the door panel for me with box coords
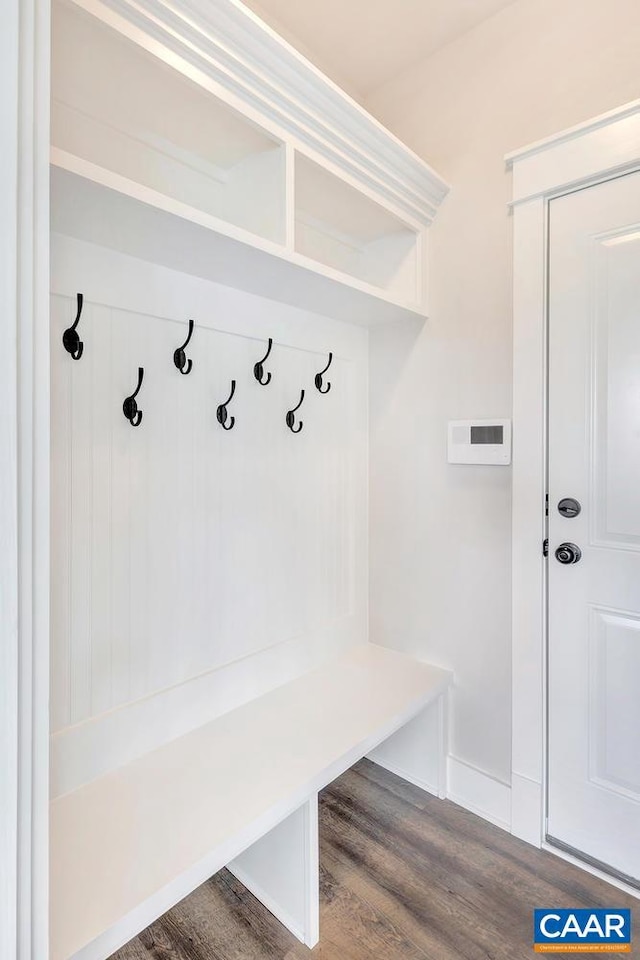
[593,231,640,548]
[548,171,640,883]
[589,607,640,800]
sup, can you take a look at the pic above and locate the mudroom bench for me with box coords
[51,643,451,960]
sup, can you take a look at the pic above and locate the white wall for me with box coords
[366,0,640,785]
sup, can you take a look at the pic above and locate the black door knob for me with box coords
[558,497,581,518]
[555,542,582,564]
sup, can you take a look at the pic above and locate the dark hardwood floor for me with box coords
[112,759,638,960]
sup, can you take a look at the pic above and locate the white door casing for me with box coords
[1,0,51,956]
[510,99,640,893]
[0,5,21,955]
[548,172,640,884]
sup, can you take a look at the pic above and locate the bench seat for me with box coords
[51,642,452,960]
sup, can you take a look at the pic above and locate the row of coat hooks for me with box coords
[63,295,334,433]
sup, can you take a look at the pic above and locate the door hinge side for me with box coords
[545,492,549,517]
[543,538,549,558]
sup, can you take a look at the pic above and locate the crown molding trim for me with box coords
[506,97,640,165]
[507,98,640,206]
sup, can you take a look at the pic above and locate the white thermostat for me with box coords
[447,419,511,465]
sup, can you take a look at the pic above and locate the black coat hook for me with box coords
[286,389,305,434]
[216,380,236,431]
[314,352,333,394]
[174,319,194,375]
[253,338,273,386]
[62,293,84,360]
[123,368,144,427]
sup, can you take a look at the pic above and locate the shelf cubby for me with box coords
[294,153,421,305]
[51,0,286,245]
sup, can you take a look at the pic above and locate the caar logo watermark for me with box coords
[534,908,631,952]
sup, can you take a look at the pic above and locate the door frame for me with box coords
[1,0,51,955]
[509,99,640,864]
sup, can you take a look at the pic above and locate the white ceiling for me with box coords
[243,0,518,101]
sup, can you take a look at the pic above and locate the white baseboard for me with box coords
[368,754,439,797]
[446,755,511,832]
[511,771,542,846]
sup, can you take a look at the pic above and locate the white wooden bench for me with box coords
[51,643,452,960]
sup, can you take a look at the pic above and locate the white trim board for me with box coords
[507,99,640,205]
[508,99,640,850]
[369,756,439,797]
[1,0,51,957]
[446,756,511,834]
[505,98,640,166]
[0,6,20,957]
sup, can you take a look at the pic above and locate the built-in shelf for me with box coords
[51,155,429,326]
[49,0,448,327]
[52,0,286,244]
[295,153,420,304]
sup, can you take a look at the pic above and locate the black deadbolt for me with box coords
[555,542,582,565]
[558,497,581,518]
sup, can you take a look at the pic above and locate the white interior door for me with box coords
[548,171,640,885]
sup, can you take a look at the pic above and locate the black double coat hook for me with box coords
[123,368,144,426]
[217,380,236,430]
[254,338,273,385]
[286,389,305,434]
[62,293,84,360]
[314,352,333,394]
[174,319,194,375]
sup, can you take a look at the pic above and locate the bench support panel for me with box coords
[227,795,320,947]
[368,695,448,799]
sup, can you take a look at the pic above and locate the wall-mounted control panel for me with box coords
[447,419,511,465]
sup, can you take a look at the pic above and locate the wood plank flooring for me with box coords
[111,759,638,960]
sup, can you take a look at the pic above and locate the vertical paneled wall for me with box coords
[50,234,368,795]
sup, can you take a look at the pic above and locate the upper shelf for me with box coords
[50,0,449,325]
[52,0,286,244]
[50,154,428,327]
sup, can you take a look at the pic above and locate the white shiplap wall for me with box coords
[50,234,368,796]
